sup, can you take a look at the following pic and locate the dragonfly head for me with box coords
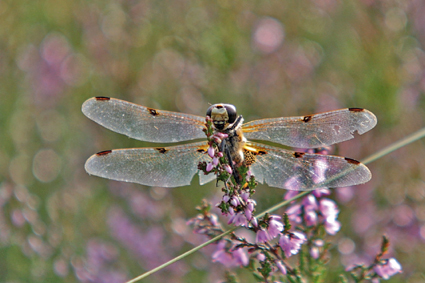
[207,103,237,131]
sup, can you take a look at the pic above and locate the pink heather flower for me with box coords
[257,253,266,261]
[284,176,300,191]
[222,195,230,202]
[268,215,284,239]
[304,210,318,226]
[206,162,213,172]
[286,203,302,224]
[211,241,249,267]
[279,232,306,258]
[216,132,228,139]
[319,199,339,218]
[208,145,215,158]
[212,241,234,265]
[228,212,247,226]
[232,247,249,266]
[251,217,258,227]
[213,137,222,144]
[310,246,319,259]
[244,209,252,221]
[228,207,235,216]
[240,191,250,202]
[302,195,318,211]
[244,199,256,221]
[256,228,270,243]
[284,189,299,200]
[230,196,240,207]
[217,152,224,157]
[212,157,219,166]
[324,218,341,235]
[312,188,331,198]
[275,260,287,275]
[208,214,219,227]
[246,170,252,181]
[374,258,402,279]
[224,164,232,174]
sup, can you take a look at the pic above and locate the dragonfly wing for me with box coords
[199,170,217,185]
[82,97,206,142]
[243,108,377,148]
[246,142,371,190]
[85,142,212,187]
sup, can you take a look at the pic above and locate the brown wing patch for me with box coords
[345,157,361,165]
[155,147,168,154]
[293,152,305,158]
[303,115,312,122]
[96,150,112,156]
[348,108,365,112]
[95,96,111,101]
[147,108,159,116]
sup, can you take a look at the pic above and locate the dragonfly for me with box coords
[82,97,377,190]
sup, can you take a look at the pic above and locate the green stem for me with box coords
[126,126,425,283]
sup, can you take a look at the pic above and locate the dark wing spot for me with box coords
[257,150,267,155]
[293,152,305,158]
[96,150,112,156]
[348,108,365,112]
[345,157,360,165]
[147,108,159,116]
[95,96,111,101]
[155,147,168,154]
[303,115,312,122]
[197,148,206,153]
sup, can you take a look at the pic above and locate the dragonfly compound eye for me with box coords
[207,104,238,130]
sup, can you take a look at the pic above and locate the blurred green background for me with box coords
[1,0,425,282]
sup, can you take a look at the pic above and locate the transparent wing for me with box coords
[82,97,206,143]
[85,142,215,187]
[243,108,377,148]
[246,142,371,190]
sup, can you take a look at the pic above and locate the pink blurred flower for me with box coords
[256,228,271,243]
[275,260,287,275]
[279,232,306,258]
[374,258,402,279]
[212,241,249,267]
[267,215,284,239]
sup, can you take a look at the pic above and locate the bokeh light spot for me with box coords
[252,17,285,54]
[32,149,62,183]
[338,237,355,255]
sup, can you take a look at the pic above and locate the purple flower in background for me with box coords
[275,260,287,275]
[286,203,302,224]
[319,199,339,219]
[267,215,284,239]
[279,232,306,258]
[374,258,402,279]
[304,210,318,226]
[228,211,248,227]
[312,188,331,198]
[256,228,271,243]
[302,194,318,211]
[284,176,300,191]
[212,241,249,267]
[324,218,341,235]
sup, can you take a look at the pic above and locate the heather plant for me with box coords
[125,118,425,283]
